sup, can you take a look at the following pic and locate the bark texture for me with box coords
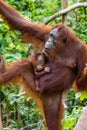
[74,106,87,130]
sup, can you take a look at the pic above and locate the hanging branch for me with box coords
[44,2,87,24]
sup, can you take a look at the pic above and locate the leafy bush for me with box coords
[1,85,46,130]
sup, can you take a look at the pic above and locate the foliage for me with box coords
[64,106,82,130]
[0,85,45,130]
[0,18,32,61]
[63,89,86,130]
[0,0,87,130]
[5,0,61,23]
[67,4,87,43]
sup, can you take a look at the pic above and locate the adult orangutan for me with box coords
[0,1,87,130]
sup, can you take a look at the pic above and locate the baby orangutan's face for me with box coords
[35,54,46,72]
[36,55,45,66]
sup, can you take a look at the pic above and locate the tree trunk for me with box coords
[62,0,68,23]
[0,108,3,130]
[74,106,87,130]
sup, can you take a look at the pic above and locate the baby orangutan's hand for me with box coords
[44,67,51,73]
[36,65,43,72]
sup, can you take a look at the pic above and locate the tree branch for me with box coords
[44,2,87,24]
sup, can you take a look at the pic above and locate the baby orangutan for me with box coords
[33,53,51,91]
